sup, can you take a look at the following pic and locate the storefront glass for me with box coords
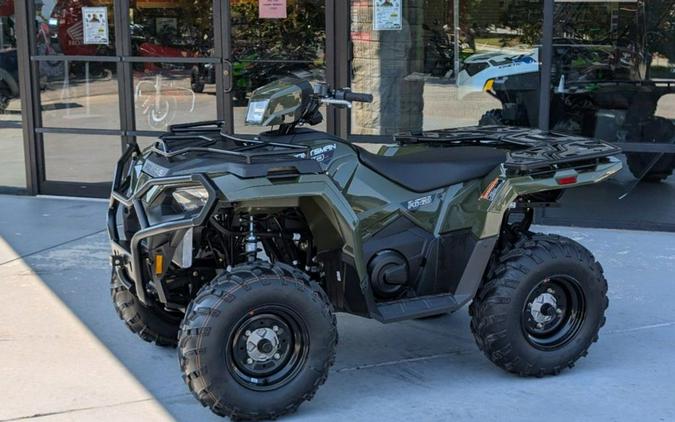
[129,0,214,56]
[39,60,119,129]
[538,1,675,230]
[129,1,217,132]
[43,133,120,183]
[0,4,26,190]
[34,0,116,56]
[132,61,217,131]
[350,0,543,135]
[231,0,326,133]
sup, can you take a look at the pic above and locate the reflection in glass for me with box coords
[0,7,26,188]
[229,0,326,134]
[43,133,121,183]
[129,0,214,57]
[133,62,216,132]
[39,60,119,129]
[350,0,543,135]
[546,1,675,185]
[231,0,325,61]
[34,0,116,56]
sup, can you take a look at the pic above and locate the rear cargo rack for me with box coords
[150,120,310,164]
[395,125,622,172]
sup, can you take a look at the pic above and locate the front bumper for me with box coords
[107,145,217,306]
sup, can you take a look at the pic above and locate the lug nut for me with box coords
[272,325,279,332]
[547,288,555,294]
[273,353,280,360]
[537,323,544,329]
[556,308,563,315]
[245,330,251,337]
[246,358,253,364]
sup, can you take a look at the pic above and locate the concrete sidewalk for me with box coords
[1,195,674,422]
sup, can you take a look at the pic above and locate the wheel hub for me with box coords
[529,292,559,324]
[246,327,280,362]
[522,276,586,350]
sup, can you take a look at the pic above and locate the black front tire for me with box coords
[110,271,181,347]
[469,233,608,377]
[178,261,337,420]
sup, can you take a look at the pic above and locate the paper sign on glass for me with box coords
[373,0,402,31]
[259,0,287,19]
[82,6,109,44]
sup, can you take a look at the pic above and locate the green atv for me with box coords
[108,78,622,420]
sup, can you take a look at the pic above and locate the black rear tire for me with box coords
[190,66,205,93]
[110,271,181,347]
[178,261,337,420]
[478,109,507,126]
[469,233,608,377]
[626,117,675,182]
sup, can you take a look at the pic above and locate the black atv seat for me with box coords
[358,146,507,192]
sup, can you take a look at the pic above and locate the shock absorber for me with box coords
[245,215,258,263]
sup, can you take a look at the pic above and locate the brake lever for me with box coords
[320,98,352,108]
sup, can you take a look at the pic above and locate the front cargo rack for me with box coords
[151,120,311,164]
[395,125,622,172]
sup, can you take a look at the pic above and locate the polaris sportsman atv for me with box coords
[108,78,622,420]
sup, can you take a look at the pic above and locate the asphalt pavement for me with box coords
[0,194,674,422]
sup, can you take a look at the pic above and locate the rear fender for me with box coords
[478,157,622,238]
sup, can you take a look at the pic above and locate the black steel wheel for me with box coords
[178,261,336,420]
[521,276,586,350]
[470,232,608,377]
[228,306,309,392]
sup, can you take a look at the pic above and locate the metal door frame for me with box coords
[13,0,337,197]
[14,0,231,197]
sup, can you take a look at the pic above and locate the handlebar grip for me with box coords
[343,92,373,103]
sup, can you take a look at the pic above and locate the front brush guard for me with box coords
[107,144,218,306]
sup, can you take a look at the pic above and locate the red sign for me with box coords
[136,0,180,8]
[0,0,15,17]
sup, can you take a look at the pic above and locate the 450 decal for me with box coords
[405,194,436,211]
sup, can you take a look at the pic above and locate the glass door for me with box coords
[24,0,228,196]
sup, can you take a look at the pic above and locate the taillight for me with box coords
[556,176,577,185]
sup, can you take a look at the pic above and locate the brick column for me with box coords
[351,0,425,135]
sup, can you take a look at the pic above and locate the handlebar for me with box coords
[312,84,373,109]
[332,88,373,104]
[343,91,373,103]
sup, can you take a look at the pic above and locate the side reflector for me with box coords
[483,79,495,92]
[556,176,577,185]
[481,177,501,200]
[154,254,164,276]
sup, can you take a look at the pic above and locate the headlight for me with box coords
[142,183,211,225]
[171,186,210,212]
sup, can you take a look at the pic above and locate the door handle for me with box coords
[223,60,233,93]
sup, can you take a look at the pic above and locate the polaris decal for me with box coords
[143,159,169,177]
[295,144,337,163]
[405,194,435,211]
